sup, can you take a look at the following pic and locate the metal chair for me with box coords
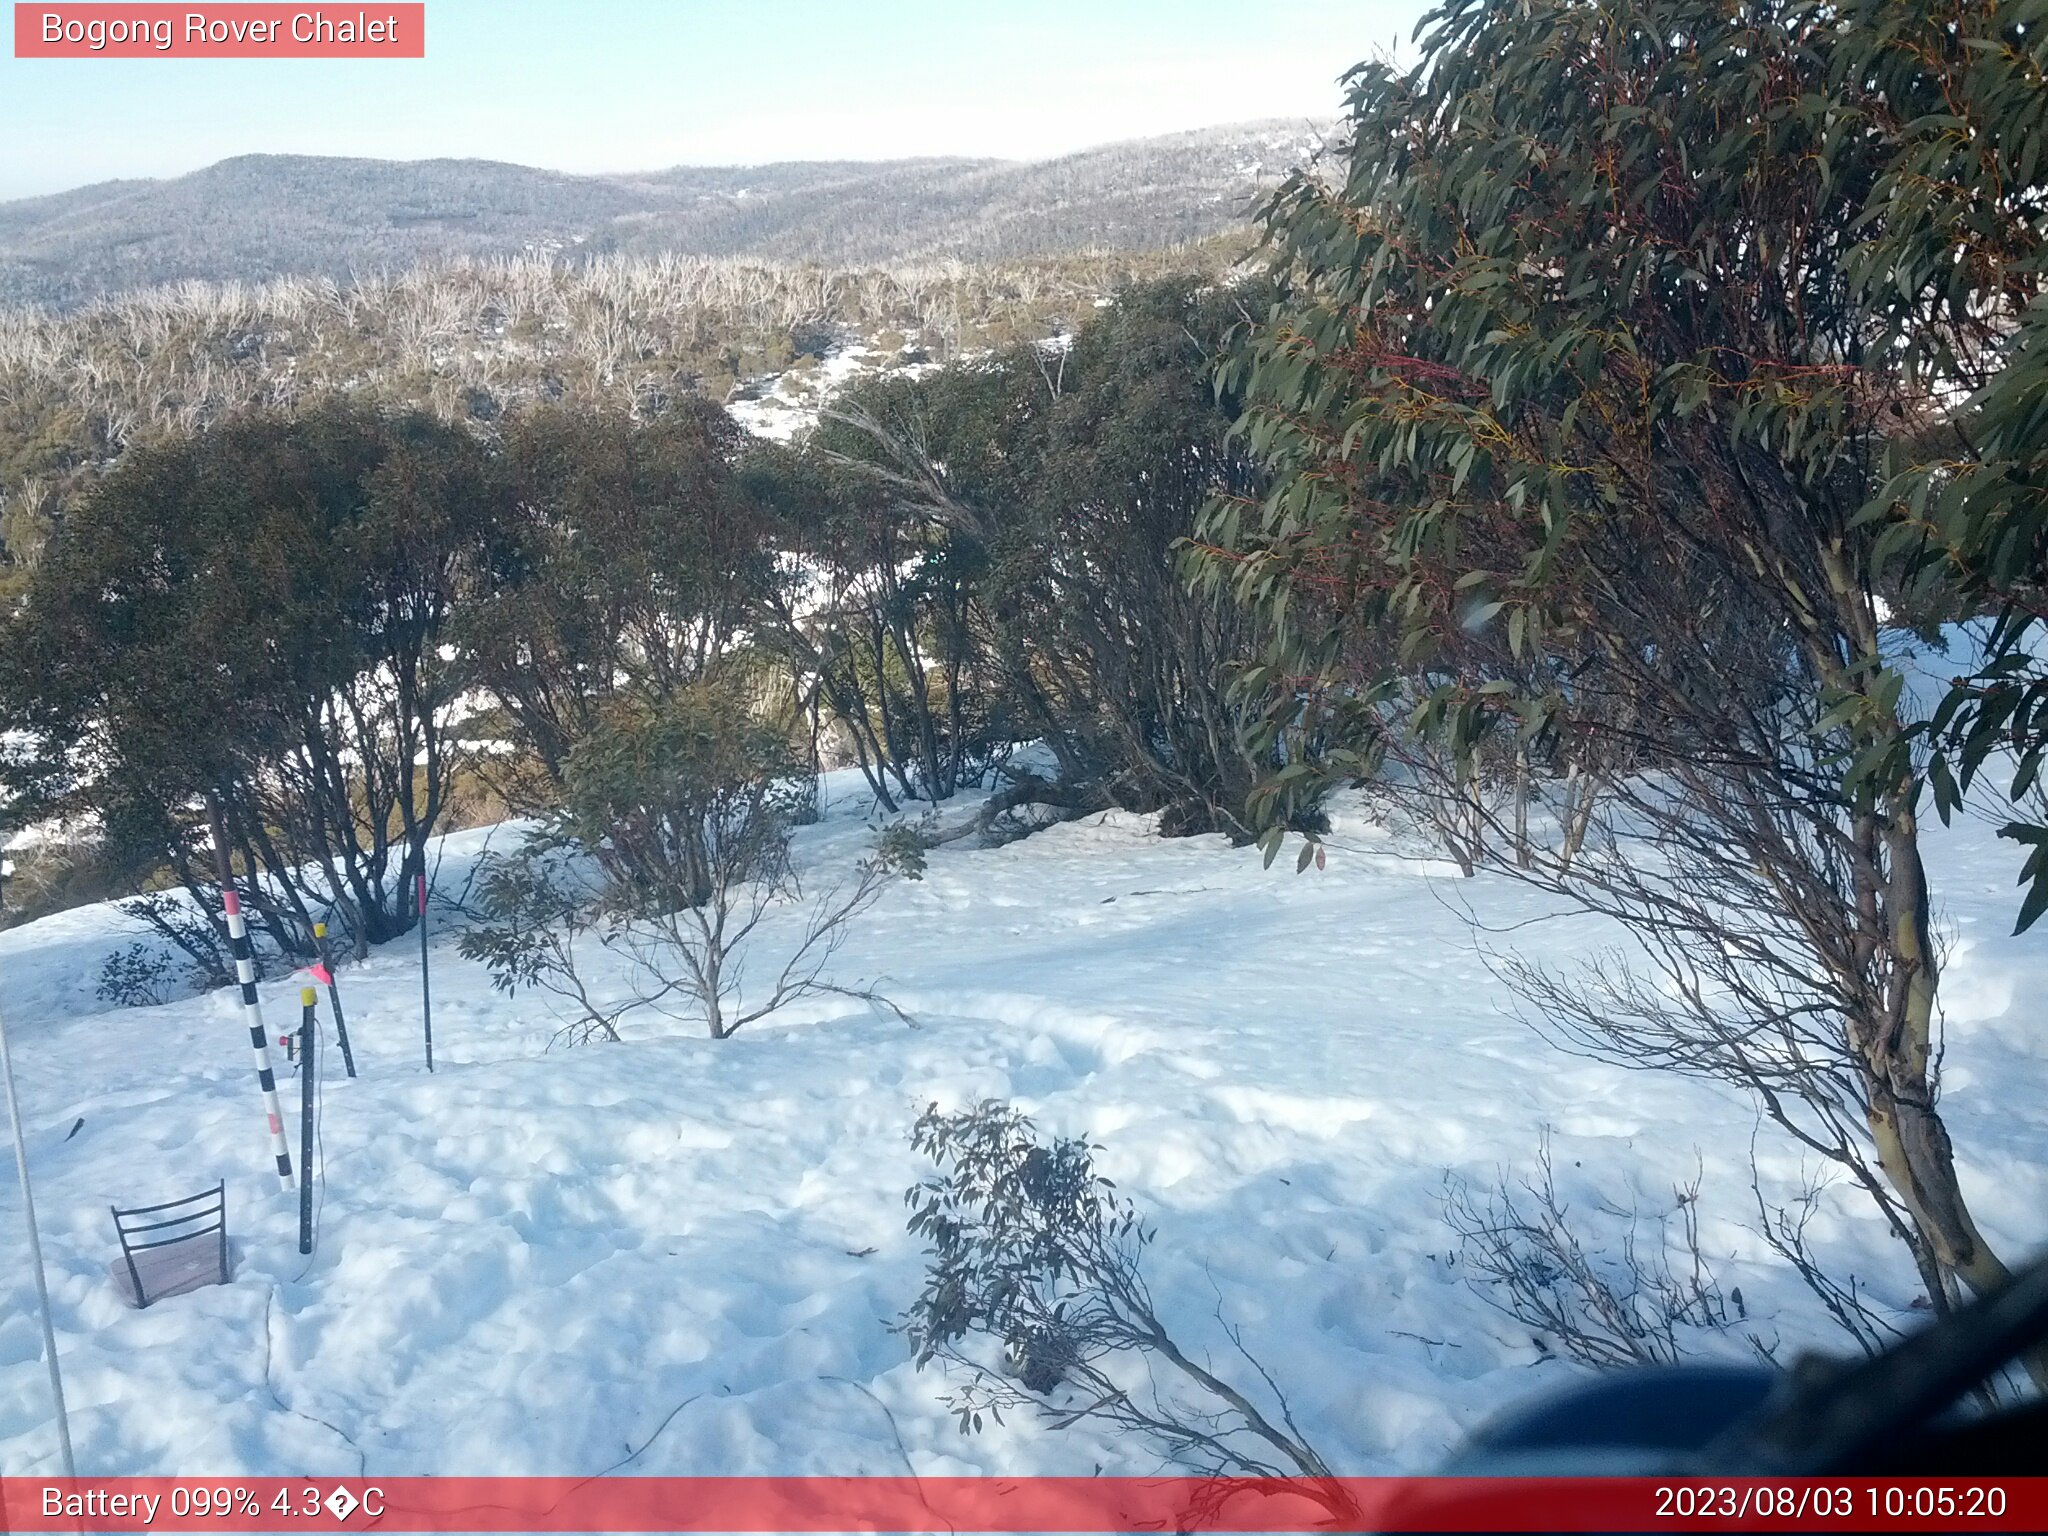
[109,1181,230,1308]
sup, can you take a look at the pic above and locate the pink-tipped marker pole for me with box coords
[418,869,433,1073]
[310,922,356,1079]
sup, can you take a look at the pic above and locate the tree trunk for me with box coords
[1513,747,1533,870]
[1867,805,2005,1290]
[1865,796,2046,1387]
[1559,767,1597,873]
[702,945,725,1040]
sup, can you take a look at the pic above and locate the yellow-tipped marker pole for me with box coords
[298,987,317,1256]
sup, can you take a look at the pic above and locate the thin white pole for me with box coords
[0,988,77,1477]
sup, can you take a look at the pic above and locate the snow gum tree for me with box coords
[1195,0,2048,1330]
[455,400,771,806]
[740,430,1000,812]
[0,403,497,960]
[750,279,1304,837]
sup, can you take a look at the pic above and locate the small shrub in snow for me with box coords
[95,943,176,1008]
[871,818,932,882]
[462,681,912,1042]
[116,891,235,991]
[1441,1135,1740,1369]
[458,840,627,1046]
[901,1101,1349,1510]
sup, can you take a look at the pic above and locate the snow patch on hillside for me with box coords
[726,341,941,443]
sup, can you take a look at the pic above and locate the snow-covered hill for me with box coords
[2,774,2044,1476]
[0,122,1332,311]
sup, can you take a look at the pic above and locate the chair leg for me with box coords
[114,1225,149,1307]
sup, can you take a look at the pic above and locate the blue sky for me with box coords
[0,1,1428,200]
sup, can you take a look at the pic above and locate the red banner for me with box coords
[13,5,424,58]
[1,1476,2043,1532]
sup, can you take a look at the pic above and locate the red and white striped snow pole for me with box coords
[208,795,294,1192]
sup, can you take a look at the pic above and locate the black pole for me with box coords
[417,871,434,1073]
[311,921,357,1079]
[298,987,315,1256]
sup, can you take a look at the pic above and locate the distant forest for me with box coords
[0,241,1251,596]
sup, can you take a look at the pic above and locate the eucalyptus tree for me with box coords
[1197,0,2048,1327]
[456,399,770,805]
[2,403,496,959]
[762,279,1289,835]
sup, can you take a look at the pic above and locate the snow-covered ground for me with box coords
[2,771,2045,1477]
[725,343,934,443]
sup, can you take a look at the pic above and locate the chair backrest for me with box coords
[110,1182,228,1308]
